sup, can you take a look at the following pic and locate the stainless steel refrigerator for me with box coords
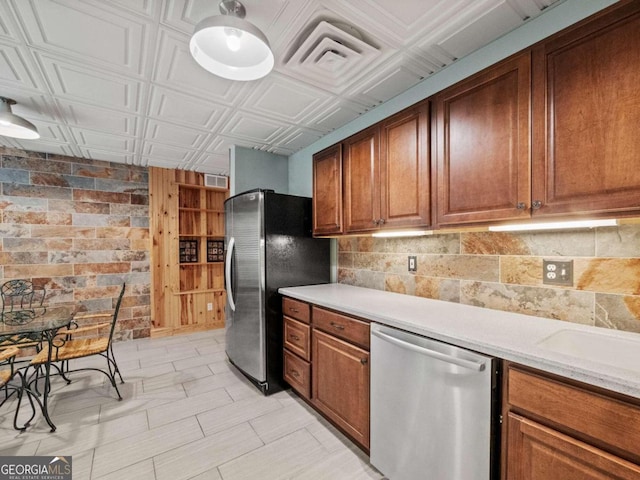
[224,189,330,395]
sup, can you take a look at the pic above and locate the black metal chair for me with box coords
[29,283,126,400]
[1,279,45,313]
[0,346,39,430]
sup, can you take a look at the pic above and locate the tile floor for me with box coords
[0,329,384,480]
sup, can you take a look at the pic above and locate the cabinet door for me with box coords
[312,144,343,235]
[312,328,370,449]
[531,2,640,217]
[433,52,531,226]
[343,126,381,233]
[506,413,640,480]
[379,101,430,229]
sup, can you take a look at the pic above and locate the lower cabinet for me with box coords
[282,297,370,451]
[503,363,640,480]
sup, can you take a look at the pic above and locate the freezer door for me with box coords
[225,191,266,383]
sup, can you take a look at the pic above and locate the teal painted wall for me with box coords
[230,146,289,196]
[287,0,619,197]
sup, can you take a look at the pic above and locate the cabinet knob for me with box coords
[372,219,379,225]
[360,358,368,365]
[378,218,385,225]
[289,334,300,341]
[330,322,345,330]
[532,200,542,210]
[516,202,526,210]
[289,308,299,313]
[289,369,299,378]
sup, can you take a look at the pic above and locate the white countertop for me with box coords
[279,283,640,399]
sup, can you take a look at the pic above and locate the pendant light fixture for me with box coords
[0,97,39,140]
[189,0,274,81]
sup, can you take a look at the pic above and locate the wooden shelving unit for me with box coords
[150,167,228,337]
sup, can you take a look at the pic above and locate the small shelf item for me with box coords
[207,239,224,262]
[179,239,199,263]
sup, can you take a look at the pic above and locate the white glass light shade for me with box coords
[190,15,274,81]
[0,98,39,140]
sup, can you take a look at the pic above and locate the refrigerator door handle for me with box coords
[225,237,236,312]
[371,328,486,371]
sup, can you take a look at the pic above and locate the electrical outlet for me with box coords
[408,256,417,272]
[207,303,213,311]
[543,260,573,286]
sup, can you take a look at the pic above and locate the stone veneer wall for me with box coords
[0,147,150,340]
[338,225,640,333]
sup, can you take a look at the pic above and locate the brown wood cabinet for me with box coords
[531,1,640,218]
[149,167,227,337]
[282,297,371,451]
[503,363,640,480]
[342,103,430,234]
[312,144,343,236]
[433,51,531,226]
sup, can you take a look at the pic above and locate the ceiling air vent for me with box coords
[285,21,380,90]
[204,174,228,189]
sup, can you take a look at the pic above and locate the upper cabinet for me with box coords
[313,144,343,236]
[433,52,531,227]
[342,102,430,234]
[531,1,640,218]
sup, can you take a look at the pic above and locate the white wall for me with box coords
[286,0,619,197]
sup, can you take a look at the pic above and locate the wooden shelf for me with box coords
[175,182,227,191]
[179,233,223,238]
[179,262,223,266]
[179,207,224,213]
[174,288,226,295]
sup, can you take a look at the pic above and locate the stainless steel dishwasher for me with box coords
[370,323,499,480]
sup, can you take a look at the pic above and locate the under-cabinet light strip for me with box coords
[488,219,618,232]
[371,230,434,238]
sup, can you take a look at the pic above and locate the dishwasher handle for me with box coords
[372,328,486,372]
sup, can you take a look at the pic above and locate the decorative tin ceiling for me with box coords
[0,0,563,174]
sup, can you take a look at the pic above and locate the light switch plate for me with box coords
[408,256,417,272]
[543,260,573,286]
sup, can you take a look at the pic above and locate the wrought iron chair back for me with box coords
[1,280,45,313]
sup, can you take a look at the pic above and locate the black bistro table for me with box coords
[0,305,75,431]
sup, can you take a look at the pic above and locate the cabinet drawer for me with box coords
[508,366,640,459]
[284,316,310,361]
[312,306,369,349]
[284,349,311,399]
[282,297,310,324]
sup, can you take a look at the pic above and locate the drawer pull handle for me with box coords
[360,358,368,365]
[289,369,299,378]
[289,308,299,313]
[289,334,300,341]
[330,322,345,330]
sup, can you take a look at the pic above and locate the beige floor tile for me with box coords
[147,388,232,429]
[154,422,263,480]
[218,428,325,480]
[223,380,265,402]
[98,389,186,424]
[208,359,234,375]
[94,459,156,480]
[293,448,383,480]
[196,396,282,436]
[249,400,320,444]
[36,410,148,457]
[186,467,222,480]
[139,347,200,368]
[172,352,228,371]
[183,371,246,397]
[69,448,95,480]
[194,342,226,356]
[141,365,212,393]
[91,417,203,478]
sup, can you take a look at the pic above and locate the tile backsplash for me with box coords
[337,225,640,333]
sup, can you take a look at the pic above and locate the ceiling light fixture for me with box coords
[189,0,274,81]
[0,97,39,140]
[488,219,618,232]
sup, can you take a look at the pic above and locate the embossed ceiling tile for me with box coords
[12,138,79,158]
[0,88,58,122]
[147,85,231,130]
[240,74,331,123]
[0,2,21,42]
[508,0,561,19]
[220,112,287,144]
[438,1,524,59]
[304,97,368,132]
[144,119,209,149]
[70,127,136,152]
[97,0,158,19]
[29,119,71,143]
[206,134,262,156]
[142,141,195,162]
[0,44,42,90]
[270,126,322,153]
[36,53,143,113]
[152,28,244,102]
[189,151,230,175]
[346,55,430,106]
[59,102,138,136]
[9,0,149,76]
[79,146,136,165]
[162,0,228,34]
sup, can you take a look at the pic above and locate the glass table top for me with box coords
[0,305,76,337]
